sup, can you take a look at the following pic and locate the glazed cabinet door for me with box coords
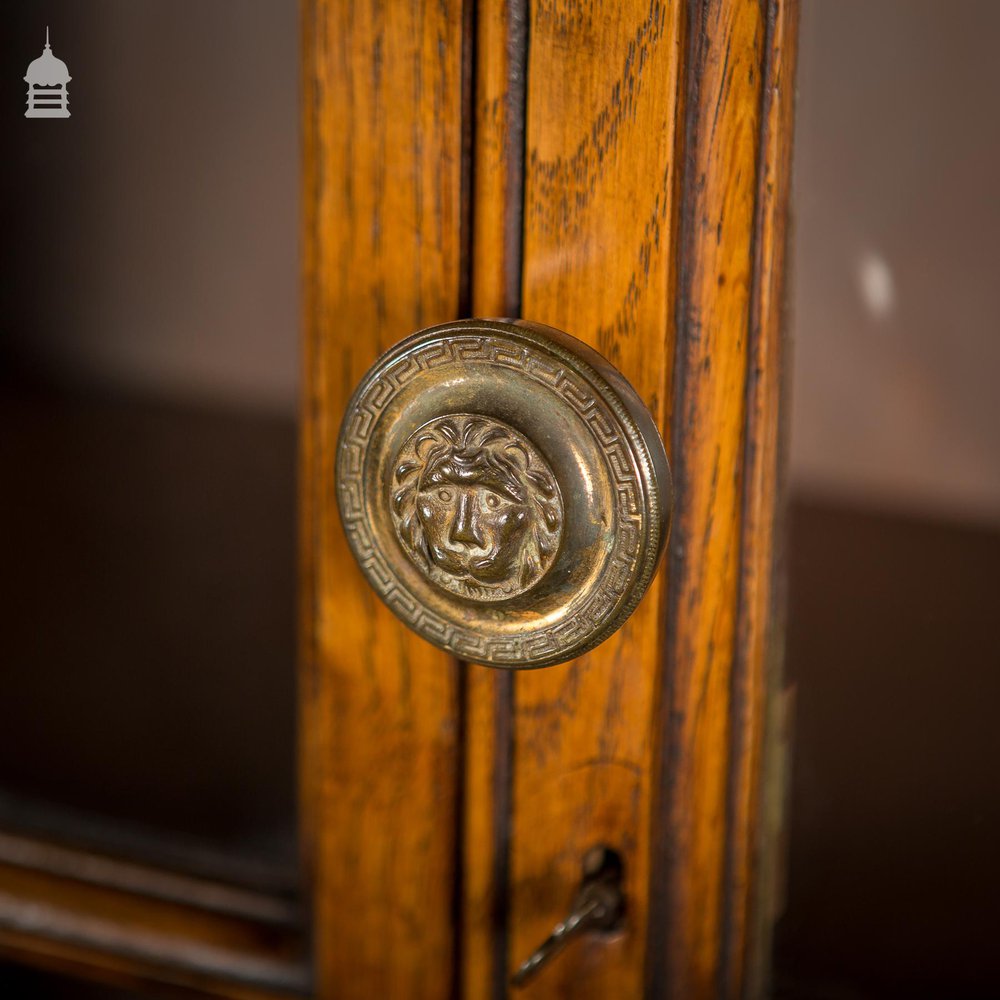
[301,0,798,997]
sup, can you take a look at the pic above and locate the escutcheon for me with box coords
[335,319,671,669]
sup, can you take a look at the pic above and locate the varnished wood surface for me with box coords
[653,0,765,993]
[301,1,797,997]
[512,1,684,996]
[510,0,796,996]
[301,1,466,997]
[651,1,796,998]
[0,832,298,929]
[0,845,307,999]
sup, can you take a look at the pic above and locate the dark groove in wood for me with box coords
[460,0,477,321]
[451,2,478,994]
[493,3,526,996]
[452,665,470,1000]
[491,670,513,1000]
[649,1,702,992]
[504,0,529,319]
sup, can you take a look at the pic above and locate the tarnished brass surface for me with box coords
[336,319,671,669]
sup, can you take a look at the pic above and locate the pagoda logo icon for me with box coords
[25,28,71,118]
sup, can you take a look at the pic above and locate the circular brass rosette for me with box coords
[335,319,672,669]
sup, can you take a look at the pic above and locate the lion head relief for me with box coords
[389,414,563,601]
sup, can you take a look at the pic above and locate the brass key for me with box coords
[511,846,625,987]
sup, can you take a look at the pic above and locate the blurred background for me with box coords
[0,0,300,895]
[1,1,997,997]
[778,2,1000,997]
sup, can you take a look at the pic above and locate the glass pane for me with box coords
[0,1,299,888]
[778,2,1000,997]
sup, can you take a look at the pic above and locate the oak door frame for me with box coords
[302,1,799,998]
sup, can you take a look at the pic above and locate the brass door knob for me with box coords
[336,319,671,669]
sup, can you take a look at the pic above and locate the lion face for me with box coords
[390,415,562,601]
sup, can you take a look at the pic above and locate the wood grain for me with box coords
[301,1,466,997]
[650,1,789,997]
[299,3,796,998]
[511,1,796,997]
[512,1,684,996]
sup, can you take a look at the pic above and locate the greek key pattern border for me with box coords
[337,334,647,664]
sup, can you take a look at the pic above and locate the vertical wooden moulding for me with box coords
[726,2,800,997]
[651,0,797,998]
[301,1,468,997]
[653,0,764,994]
[514,1,684,996]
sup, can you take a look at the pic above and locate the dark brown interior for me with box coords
[0,375,298,890]
[775,498,1000,999]
[0,0,299,894]
[0,964,146,999]
[3,484,996,999]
